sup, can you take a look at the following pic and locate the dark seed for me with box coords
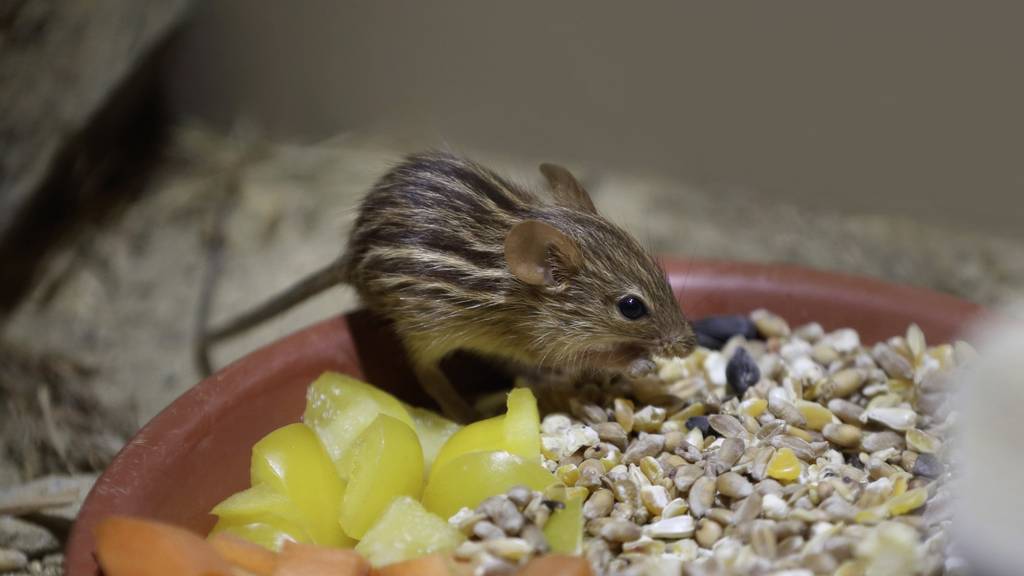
[542,500,566,510]
[726,347,761,397]
[913,453,944,478]
[686,415,719,437]
[697,333,725,350]
[694,315,760,350]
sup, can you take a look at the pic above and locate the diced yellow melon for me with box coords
[250,423,348,546]
[407,405,461,475]
[543,488,584,555]
[355,496,465,567]
[211,483,297,525]
[422,450,557,520]
[429,415,505,484]
[208,518,309,552]
[503,388,541,460]
[340,414,425,539]
[302,372,414,478]
[428,388,541,483]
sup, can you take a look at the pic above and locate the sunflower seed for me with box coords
[707,414,746,439]
[640,485,669,516]
[634,406,667,432]
[688,476,716,518]
[823,369,866,399]
[768,396,806,427]
[592,422,628,452]
[822,423,862,449]
[873,344,915,380]
[827,398,866,424]
[584,489,615,520]
[473,520,506,541]
[673,464,704,494]
[862,407,917,431]
[600,519,642,543]
[707,437,745,476]
[716,472,753,499]
[752,309,791,338]
[484,537,534,561]
[623,433,665,465]
[905,428,941,454]
[645,514,696,539]
[696,518,724,548]
[907,324,926,361]
[751,521,778,559]
[732,492,763,526]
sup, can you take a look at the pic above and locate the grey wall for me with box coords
[167,1,1024,237]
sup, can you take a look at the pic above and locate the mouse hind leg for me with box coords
[410,360,480,424]
[401,333,480,423]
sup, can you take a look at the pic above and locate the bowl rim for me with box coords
[64,257,985,574]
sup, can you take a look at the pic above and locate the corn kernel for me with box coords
[891,474,909,497]
[835,560,868,576]
[564,486,590,502]
[640,456,664,482]
[672,402,706,422]
[854,505,888,524]
[887,487,928,516]
[928,344,955,369]
[556,464,580,486]
[766,448,801,482]
[795,400,835,431]
[785,425,814,443]
[600,450,621,471]
[906,428,941,454]
[740,398,768,418]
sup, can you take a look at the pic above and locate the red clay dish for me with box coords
[64,259,983,575]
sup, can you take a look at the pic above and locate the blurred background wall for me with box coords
[167,0,1023,238]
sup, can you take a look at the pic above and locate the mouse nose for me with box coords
[659,333,696,359]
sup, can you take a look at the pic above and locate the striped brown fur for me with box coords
[340,152,695,419]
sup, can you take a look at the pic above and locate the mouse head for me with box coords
[503,163,696,375]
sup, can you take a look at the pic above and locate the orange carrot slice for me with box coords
[95,515,233,576]
[517,555,594,576]
[274,541,370,576]
[371,554,462,576]
[210,532,278,576]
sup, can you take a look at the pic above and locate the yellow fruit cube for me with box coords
[502,387,541,459]
[407,405,461,475]
[422,450,557,520]
[429,388,540,483]
[543,489,584,555]
[429,415,505,484]
[250,423,349,546]
[355,496,465,567]
[340,414,425,539]
[302,372,414,478]
[209,483,317,550]
[208,518,309,551]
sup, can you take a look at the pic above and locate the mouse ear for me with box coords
[504,220,582,286]
[540,163,597,214]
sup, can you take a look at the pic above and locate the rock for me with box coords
[0,516,60,556]
[0,474,97,521]
[0,548,28,571]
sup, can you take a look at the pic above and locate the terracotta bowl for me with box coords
[65,259,983,575]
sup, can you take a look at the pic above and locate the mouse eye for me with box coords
[617,295,648,320]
